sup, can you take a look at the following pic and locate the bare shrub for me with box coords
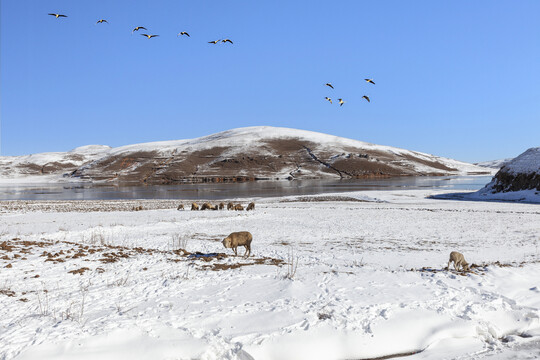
[352,257,365,268]
[284,247,298,279]
[36,285,50,316]
[107,274,130,287]
[170,233,189,251]
[86,229,110,246]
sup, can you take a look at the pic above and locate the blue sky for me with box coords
[1,1,539,162]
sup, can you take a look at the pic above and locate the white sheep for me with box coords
[447,251,470,272]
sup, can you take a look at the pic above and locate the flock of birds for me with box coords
[47,13,234,44]
[324,79,375,107]
[49,12,373,108]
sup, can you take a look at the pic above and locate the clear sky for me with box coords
[1,1,539,162]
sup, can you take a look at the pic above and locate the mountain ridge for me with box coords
[0,126,493,184]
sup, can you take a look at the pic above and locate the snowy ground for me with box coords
[432,188,540,204]
[1,190,540,360]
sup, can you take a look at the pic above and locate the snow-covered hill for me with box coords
[465,147,540,203]
[0,127,492,184]
[474,158,513,169]
[0,145,111,184]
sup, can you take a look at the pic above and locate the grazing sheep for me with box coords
[222,231,253,257]
[234,204,244,211]
[219,202,225,210]
[191,202,199,211]
[132,205,143,211]
[211,204,219,210]
[177,204,184,210]
[246,202,255,211]
[447,251,470,272]
[227,202,234,210]
[201,202,212,210]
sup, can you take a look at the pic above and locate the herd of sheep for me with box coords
[176,202,255,211]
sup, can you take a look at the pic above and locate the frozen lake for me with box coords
[0,176,492,200]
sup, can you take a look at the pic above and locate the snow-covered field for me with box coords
[1,190,540,360]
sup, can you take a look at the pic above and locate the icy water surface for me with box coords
[0,176,492,200]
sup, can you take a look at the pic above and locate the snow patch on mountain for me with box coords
[475,158,513,169]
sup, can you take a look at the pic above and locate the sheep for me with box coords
[222,231,253,257]
[191,202,199,211]
[227,202,234,210]
[246,202,255,211]
[234,204,244,211]
[211,204,219,210]
[201,202,212,210]
[177,204,184,210]
[219,202,225,210]
[447,251,470,272]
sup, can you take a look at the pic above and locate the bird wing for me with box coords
[150,35,159,38]
[141,34,149,37]
[48,13,57,16]
[185,33,190,37]
[327,84,334,89]
[226,39,233,43]
[59,14,67,18]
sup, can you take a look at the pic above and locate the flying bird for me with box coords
[178,32,190,37]
[208,40,221,44]
[325,97,332,104]
[338,98,345,106]
[48,13,67,18]
[141,34,159,39]
[325,83,334,89]
[362,95,370,103]
[96,19,109,24]
[364,78,375,85]
[221,39,233,44]
[132,26,147,33]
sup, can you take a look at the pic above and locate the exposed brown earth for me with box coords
[0,237,285,276]
[490,170,540,192]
